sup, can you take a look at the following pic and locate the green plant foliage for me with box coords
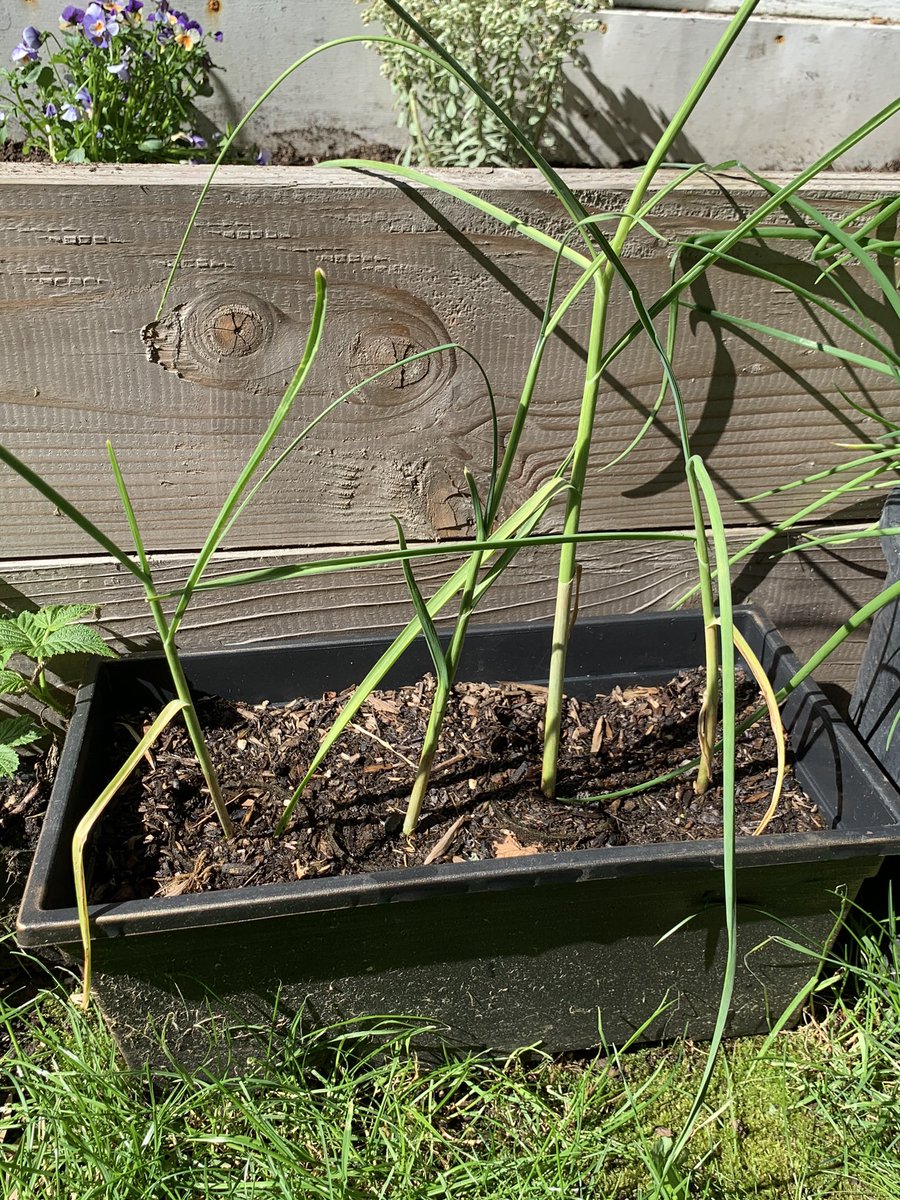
[0,605,114,668]
[0,713,41,778]
[0,603,114,774]
[356,0,609,166]
[0,2,223,164]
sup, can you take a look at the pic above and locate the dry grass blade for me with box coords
[730,626,786,836]
[347,721,417,770]
[422,813,468,865]
[71,699,188,1010]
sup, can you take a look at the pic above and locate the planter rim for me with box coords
[18,830,900,948]
[18,606,900,948]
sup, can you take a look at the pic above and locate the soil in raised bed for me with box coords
[0,141,50,164]
[88,667,822,903]
[0,745,56,907]
[0,138,397,167]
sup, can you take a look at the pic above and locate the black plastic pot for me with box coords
[851,487,900,774]
[17,607,900,1069]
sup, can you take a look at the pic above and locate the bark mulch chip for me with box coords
[88,667,822,903]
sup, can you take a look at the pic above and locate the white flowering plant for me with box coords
[357,0,609,166]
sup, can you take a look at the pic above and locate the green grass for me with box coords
[3,909,900,1200]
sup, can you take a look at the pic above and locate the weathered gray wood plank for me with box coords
[0,526,884,692]
[1,167,898,560]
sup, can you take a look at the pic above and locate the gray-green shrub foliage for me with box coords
[356,0,609,166]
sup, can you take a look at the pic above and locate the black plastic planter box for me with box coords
[17,607,900,1069]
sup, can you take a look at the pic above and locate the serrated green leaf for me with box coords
[0,744,20,778]
[0,715,41,750]
[0,605,114,662]
[0,618,38,657]
[0,668,27,695]
[39,623,115,660]
[31,605,96,631]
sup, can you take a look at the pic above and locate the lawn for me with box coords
[3,899,900,1199]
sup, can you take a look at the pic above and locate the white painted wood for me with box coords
[4,3,899,169]
[615,1,899,20]
[564,11,900,170]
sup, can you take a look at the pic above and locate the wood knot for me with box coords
[143,288,282,391]
[339,291,456,411]
[348,330,430,390]
[204,302,268,358]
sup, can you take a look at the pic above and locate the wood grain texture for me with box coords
[1,167,899,562]
[0,526,886,693]
[0,166,896,683]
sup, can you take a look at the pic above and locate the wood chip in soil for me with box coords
[88,668,823,903]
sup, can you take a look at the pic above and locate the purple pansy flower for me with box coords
[60,103,80,122]
[174,22,200,50]
[11,44,37,67]
[107,59,129,81]
[11,27,42,66]
[74,85,93,110]
[60,6,86,29]
[45,102,58,118]
[82,2,119,47]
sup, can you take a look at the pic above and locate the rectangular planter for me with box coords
[17,607,900,1070]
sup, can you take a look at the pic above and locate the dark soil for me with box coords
[0,746,56,908]
[0,138,398,167]
[0,140,50,164]
[269,140,399,166]
[89,669,822,903]
[0,745,60,1023]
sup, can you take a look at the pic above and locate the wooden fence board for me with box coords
[1,166,898,560]
[1,165,897,695]
[0,527,885,693]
